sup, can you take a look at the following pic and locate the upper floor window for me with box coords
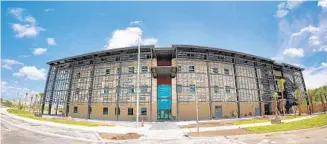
[214,86,219,93]
[213,68,218,74]
[177,66,182,72]
[224,69,230,75]
[105,69,110,75]
[142,66,148,73]
[116,68,120,74]
[177,85,182,93]
[129,67,135,74]
[190,84,196,93]
[141,85,148,93]
[225,86,231,93]
[77,72,81,78]
[189,66,195,73]
[104,87,110,95]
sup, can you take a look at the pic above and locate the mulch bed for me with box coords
[98,132,143,140]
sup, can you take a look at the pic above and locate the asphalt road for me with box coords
[1,120,90,144]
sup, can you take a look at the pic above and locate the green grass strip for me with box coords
[232,115,306,125]
[7,109,113,127]
[245,114,327,133]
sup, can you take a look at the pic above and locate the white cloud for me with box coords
[1,81,8,88]
[44,8,54,12]
[321,62,327,67]
[24,16,36,23]
[33,48,47,55]
[1,59,23,70]
[275,1,303,18]
[283,48,304,57]
[8,7,24,21]
[13,66,46,80]
[104,27,158,49]
[318,0,327,9]
[276,9,289,18]
[47,38,56,46]
[309,35,321,46]
[12,23,45,38]
[303,65,327,89]
[130,20,142,25]
[291,25,320,37]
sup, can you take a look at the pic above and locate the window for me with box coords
[75,88,80,95]
[141,108,147,115]
[104,88,109,95]
[214,86,219,93]
[224,69,230,75]
[225,86,230,93]
[116,68,120,74]
[190,84,196,93]
[103,107,108,115]
[129,67,135,73]
[177,85,182,93]
[89,107,92,114]
[128,108,133,115]
[141,66,148,73]
[129,86,135,93]
[213,68,218,73]
[74,106,78,113]
[189,66,195,72]
[106,69,110,75]
[77,72,81,78]
[115,108,120,115]
[177,66,182,72]
[141,85,147,93]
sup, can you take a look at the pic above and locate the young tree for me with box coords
[295,88,302,116]
[277,79,286,116]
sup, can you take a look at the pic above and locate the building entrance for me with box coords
[157,84,172,120]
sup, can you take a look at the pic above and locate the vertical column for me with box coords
[232,58,241,118]
[254,64,262,116]
[88,59,96,119]
[150,49,153,121]
[175,47,179,121]
[116,52,123,121]
[41,65,52,115]
[65,64,75,117]
[48,65,58,115]
[206,52,212,119]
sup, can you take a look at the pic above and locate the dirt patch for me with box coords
[98,132,143,140]
[181,121,233,128]
[188,128,254,137]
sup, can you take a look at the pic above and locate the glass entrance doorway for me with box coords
[157,84,172,120]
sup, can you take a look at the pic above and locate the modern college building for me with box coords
[41,45,307,121]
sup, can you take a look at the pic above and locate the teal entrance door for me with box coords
[157,84,172,120]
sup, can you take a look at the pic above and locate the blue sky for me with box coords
[1,1,327,100]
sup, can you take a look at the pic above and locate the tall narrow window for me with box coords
[189,66,195,72]
[141,108,147,115]
[129,67,135,73]
[177,66,182,72]
[128,108,133,115]
[214,86,219,93]
[75,88,80,95]
[141,85,147,93]
[103,107,108,115]
[142,66,148,73]
[74,106,78,113]
[116,68,120,74]
[129,86,135,93]
[190,84,196,93]
[213,68,218,73]
[177,85,182,93]
[225,86,231,93]
[106,69,110,75]
[224,69,230,75]
[104,87,109,95]
[77,72,81,78]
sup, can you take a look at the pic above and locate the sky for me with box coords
[1,1,327,100]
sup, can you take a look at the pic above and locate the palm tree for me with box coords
[273,92,279,117]
[277,79,286,116]
[295,88,302,116]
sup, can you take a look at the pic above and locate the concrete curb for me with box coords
[1,118,101,143]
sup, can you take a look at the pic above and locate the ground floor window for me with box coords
[141,108,147,115]
[103,107,108,115]
[74,106,78,113]
[128,108,133,115]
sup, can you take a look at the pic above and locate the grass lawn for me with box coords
[245,114,327,133]
[232,115,305,125]
[7,109,113,127]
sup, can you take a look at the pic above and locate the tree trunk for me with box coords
[281,91,285,116]
[321,95,326,112]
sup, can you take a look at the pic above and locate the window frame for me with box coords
[212,68,218,74]
[105,68,110,75]
[74,106,78,113]
[224,68,230,75]
[141,108,147,115]
[189,65,195,73]
[128,67,135,74]
[103,107,108,115]
[128,108,133,115]
[141,66,148,73]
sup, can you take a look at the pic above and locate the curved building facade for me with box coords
[41,45,307,121]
